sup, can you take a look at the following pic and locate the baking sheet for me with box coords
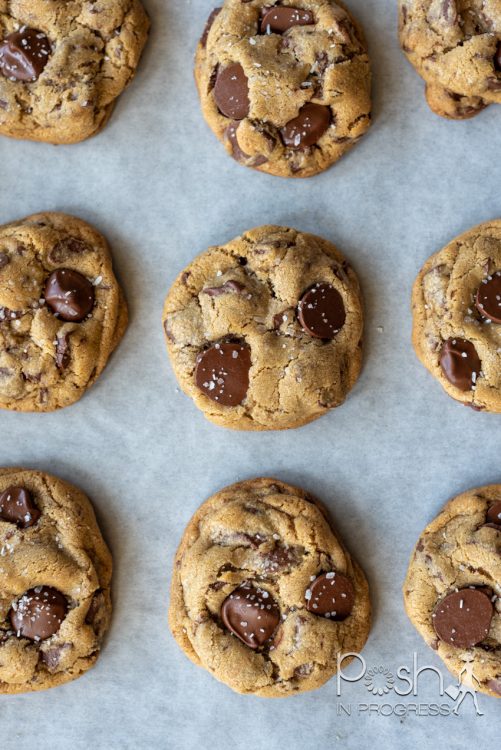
[0,0,500,747]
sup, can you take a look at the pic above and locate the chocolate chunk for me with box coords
[260,6,314,34]
[0,486,40,528]
[44,269,95,322]
[195,341,251,406]
[164,319,176,343]
[280,103,331,148]
[0,28,51,82]
[273,308,294,329]
[203,280,246,297]
[261,544,300,573]
[298,283,346,339]
[305,572,355,620]
[200,8,222,47]
[10,587,68,641]
[0,307,19,322]
[214,63,250,119]
[495,42,501,72]
[475,271,501,322]
[433,588,493,648]
[0,252,9,269]
[48,237,90,264]
[41,643,71,672]
[439,338,481,391]
[85,591,107,637]
[221,581,280,648]
[55,333,70,370]
[295,662,314,678]
[487,76,501,91]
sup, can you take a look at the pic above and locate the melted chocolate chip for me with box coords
[226,121,249,162]
[200,7,222,47]
[195,341,251,406]
[0,252,9,269]
[306,572,355,620]
[475,271,501,323]
[0,28,51,82]
[485,501,501,530]
[220,581,280,648]
[298,283,346,339]
[0,486,40,528]
[226,121,268,166]
[260,6,314,34]
[10,587,68,641]
[44,269,95,322]
[487,501,501,524]
[433,588,493,648]
[214,63,250,120]
[203,280,246,297]
[280,103,331,148]
[439,338,481,391]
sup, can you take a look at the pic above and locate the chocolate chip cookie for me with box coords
[163,226,364,431]
[0,468,112,693]
[196,0,371,177]
[412,220,501,412]
[399,1,501,119]
[404,486,501,698]
[0,212,128,412]
[0,0,149,144]
[169,477,371,697]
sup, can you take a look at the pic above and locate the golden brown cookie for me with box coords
[412,220,501,412]
[0,212,128,412]
[399,1,501,119]
[404,485,501,698]
[169,477,371,697]
[162,226,364,431]
[0,468,112,694]
[0,0,150,144]
[196,0,371,177]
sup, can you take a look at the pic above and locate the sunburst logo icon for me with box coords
[364,666,395,696]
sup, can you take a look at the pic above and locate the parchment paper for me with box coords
[0,0,500,747]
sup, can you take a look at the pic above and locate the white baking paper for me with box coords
[0,0,500,747]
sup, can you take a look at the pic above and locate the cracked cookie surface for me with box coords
[412,220,501,411]
[0,468,112,694]
[162,225,364,431]
[0,0,149,144]
[196,0,371,177]
[399,0,501,119]
[169,477,371,697]
[0,212,128,412]
[404,485,501,698]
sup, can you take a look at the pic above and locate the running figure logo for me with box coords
[445,658,484,716]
